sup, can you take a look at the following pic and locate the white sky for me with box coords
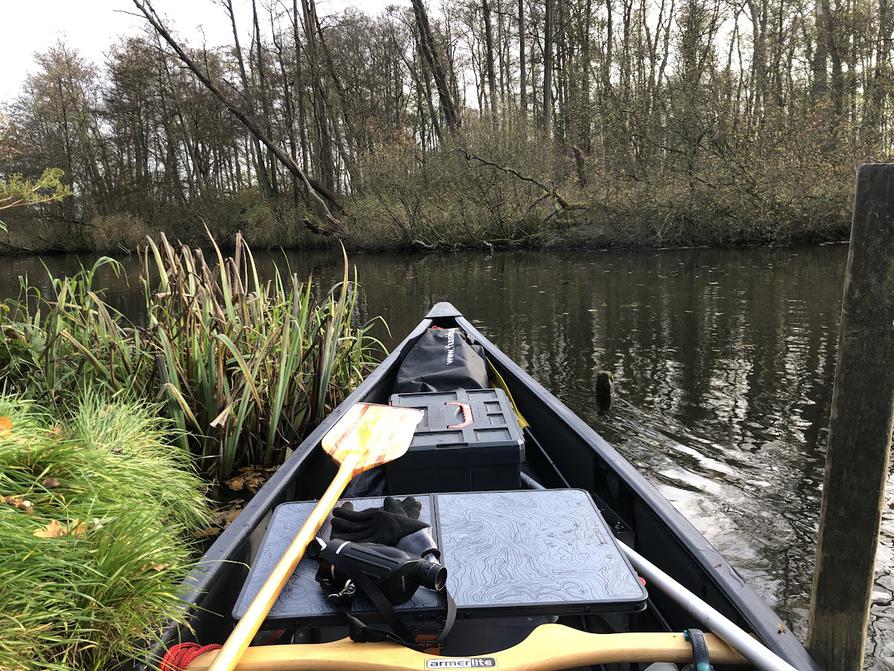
[0,0,401,101]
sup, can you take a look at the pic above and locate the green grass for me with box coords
[0,393,208,671]
[0,233,384,480]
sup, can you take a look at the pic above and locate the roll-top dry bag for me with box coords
[393,327,488,393]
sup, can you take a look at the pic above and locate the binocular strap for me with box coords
[330,567,456,650]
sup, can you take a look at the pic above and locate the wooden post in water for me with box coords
[807,163,894,669]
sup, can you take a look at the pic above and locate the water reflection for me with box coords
[3,243,892,667]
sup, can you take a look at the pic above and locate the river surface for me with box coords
[2,244,892,668]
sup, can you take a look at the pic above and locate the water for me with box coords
[3,244,892,668]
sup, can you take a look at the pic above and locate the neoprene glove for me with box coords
[331,497,440,558]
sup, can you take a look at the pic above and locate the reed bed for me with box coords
[143,234,383,478]
[0,256,151,402]
[0,393,208,671]
[0,234,383,480]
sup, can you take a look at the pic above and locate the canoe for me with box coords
[147,302,820,671]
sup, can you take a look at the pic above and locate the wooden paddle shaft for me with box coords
[206,453,360,671]
[190,623,746,671]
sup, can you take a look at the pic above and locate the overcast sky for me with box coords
[0,0,399,102]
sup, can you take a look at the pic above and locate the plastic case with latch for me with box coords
[386,388,525,493]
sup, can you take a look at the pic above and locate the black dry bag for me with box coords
[393,327,489,393]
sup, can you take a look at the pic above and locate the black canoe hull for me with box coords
[153,302,820,671]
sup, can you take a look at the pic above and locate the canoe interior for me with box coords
[150,303,819,671]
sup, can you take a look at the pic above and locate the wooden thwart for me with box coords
[189,624,746,670]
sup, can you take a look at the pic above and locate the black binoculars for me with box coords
[311,538,447,605]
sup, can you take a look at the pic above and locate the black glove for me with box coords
[331,497,440,558]
[331,496,426,543]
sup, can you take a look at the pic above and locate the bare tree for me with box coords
[131,0,344,233]
[411,0,460,133]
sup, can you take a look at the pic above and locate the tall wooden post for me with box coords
[807,164,894,669]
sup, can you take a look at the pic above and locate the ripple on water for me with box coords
[4,244,890,668]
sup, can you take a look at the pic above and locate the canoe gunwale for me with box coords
[454,312,820,671]
[146,302,820,671]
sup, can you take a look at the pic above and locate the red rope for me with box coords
[160,642,222,671]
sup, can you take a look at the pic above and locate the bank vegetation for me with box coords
[0,235,382,480]
[0,235,382,669]
[0,394,208,671]
[1,0,890,252]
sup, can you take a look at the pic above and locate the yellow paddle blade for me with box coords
[322,403,423,475]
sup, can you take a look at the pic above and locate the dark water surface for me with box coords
[3,244,892,668]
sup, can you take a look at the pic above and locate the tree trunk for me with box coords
[482,0,499,118]
[252,0,279,196]
[812,0,829,101]
[411,0,460,134]
[300,0,336,192]
[542,0,554,133]
[222,0,273,200]
[519,0,527,114]
[271,10,301,204]
[133,0,344,233]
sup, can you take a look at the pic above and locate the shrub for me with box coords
[0,234,384,480]
[85,213,152,252]
[0,393,208,671]
[345,121,565,249]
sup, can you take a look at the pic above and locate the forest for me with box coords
[0,0,890,252]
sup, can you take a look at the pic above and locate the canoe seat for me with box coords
[233,489,647,629]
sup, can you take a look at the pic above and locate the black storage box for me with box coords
[386,388,525,493]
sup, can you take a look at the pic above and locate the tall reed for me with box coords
[0,235,383,480]
[0,257,153,399]
[143,233,383,478]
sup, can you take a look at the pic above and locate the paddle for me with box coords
[618,542,799,671]
[206,403,424,671]
[188,623,746,670]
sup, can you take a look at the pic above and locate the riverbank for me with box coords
[0,235,382,481]
[0,206,852,256]
[0,234,388,670]
[0,164,854,256]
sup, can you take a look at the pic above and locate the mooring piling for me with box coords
[807,163,894,669]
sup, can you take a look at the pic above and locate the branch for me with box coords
[453,147,570,209]
[131,0,346,234]
[0,169,72,212]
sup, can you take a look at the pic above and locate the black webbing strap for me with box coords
[683,628,713,671]
[323,552,455,650]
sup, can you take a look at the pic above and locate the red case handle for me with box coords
[446,402,473,429]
